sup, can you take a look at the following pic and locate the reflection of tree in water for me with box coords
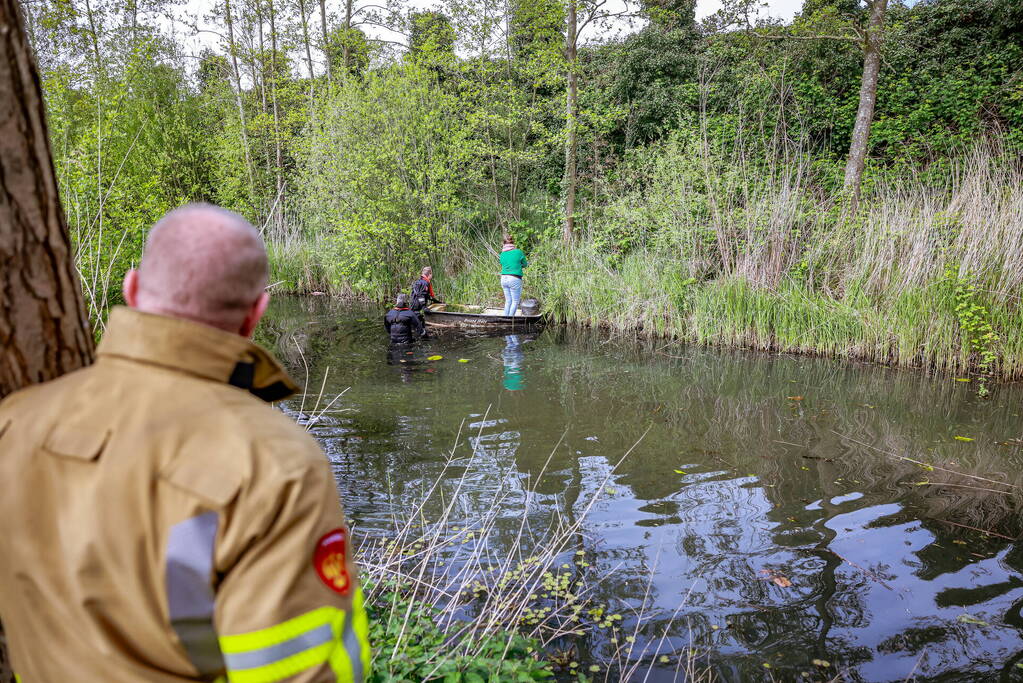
[532,327,1023,679]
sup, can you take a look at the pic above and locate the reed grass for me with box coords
[437,148,1023,380]
[351,417,712,681]
[279,370,712,679]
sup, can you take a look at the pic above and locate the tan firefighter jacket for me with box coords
[0,307,370,683]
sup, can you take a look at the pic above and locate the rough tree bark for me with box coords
[843,0,888,214]
[562,0,578,244]
[0,0,96,677]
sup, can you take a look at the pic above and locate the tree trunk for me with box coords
[843,0,887,214]
[224,0,256,199]
[297,0,316,84]
[319,0,330,82]
[267,0,285,229]
[0,0,96,676]
[342,0,353,70]
[562,0,577,244]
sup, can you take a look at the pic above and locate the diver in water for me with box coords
[384,293,425,344]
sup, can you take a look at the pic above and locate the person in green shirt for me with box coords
[499,235,527,316]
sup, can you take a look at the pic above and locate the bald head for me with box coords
[126,204,270,335]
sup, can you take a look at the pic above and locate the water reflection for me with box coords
[260,297,1023,681]
[502,334,525,390]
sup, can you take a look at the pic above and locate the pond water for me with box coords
[259,296,1023,682]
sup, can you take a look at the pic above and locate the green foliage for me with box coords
[367,585,553,682]
[28,0,1023,379]
[948,268,1000,395]
[299,65,480,297]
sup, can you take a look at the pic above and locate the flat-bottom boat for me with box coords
[423,303,544,328]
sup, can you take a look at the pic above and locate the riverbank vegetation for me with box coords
[32,0,1023,376]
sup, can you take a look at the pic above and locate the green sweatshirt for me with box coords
[500,248,527,276]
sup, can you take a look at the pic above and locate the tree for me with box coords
[842,0,887,212]
[561,0,634,243]
[0,0,96,677]
[563,0,578,243]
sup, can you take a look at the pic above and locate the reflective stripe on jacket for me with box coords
[0,307,370,682]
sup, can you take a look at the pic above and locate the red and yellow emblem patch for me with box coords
[313,528,351,595]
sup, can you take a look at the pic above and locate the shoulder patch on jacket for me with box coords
[160,455,244,508]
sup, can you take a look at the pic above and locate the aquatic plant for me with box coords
[350,415,715,681]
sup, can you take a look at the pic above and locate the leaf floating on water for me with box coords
[427,355,444,361]
[458,358,470,363]
[954,435,974,442]
[759,569,792,588]
[957,614,989,626]
[811,659,830,668]
[674,469,687,474]
[605,487,617,495]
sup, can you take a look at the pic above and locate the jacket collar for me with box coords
[97,307,299,402]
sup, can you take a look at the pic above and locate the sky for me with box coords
[167,0,806,68]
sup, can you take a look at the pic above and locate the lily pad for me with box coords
[957,614,989,626]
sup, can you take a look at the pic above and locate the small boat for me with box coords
[423,303,545,328]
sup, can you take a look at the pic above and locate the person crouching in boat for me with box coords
[385,293,425,344]
[411,266,442,315]
[500,236,527,316]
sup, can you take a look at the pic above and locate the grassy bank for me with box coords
[269,150,1023,383]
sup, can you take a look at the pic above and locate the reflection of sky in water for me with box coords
[263,298,1023,681]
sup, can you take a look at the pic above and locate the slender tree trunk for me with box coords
[267,0,285,231]
[318,0,330,81]
[81,0,103,76]
[843,0,887,214]
[562,0,578,244]
[255,0,268,115]
[224,0,256,199]
[297,0,316,83]
[0,0,96,675]
[342,0,353,70]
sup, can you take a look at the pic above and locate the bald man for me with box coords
[0,204,370,682]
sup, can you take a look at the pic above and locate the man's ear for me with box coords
[239,291,270,338]
[123,269,139,307]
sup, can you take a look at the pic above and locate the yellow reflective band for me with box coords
[326,588,370,682]
[219,599,369,683]
[220,606,337,654]
[351,588,371,677]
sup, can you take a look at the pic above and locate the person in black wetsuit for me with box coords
[410,266,442,315]
[384,293,425,344]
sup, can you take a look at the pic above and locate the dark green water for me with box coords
[260,296,1023,682]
